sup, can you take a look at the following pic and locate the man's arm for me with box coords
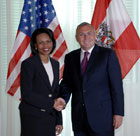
[108,50,124,129]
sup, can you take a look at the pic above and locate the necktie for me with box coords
[81,51,89,76]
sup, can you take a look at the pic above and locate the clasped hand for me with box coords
[53,98,66,111]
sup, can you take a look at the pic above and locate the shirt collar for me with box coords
[81,45,94,54]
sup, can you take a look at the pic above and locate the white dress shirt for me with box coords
[80,46,94,62]
[43,59,54,86]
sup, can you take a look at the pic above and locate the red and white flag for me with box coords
[5,0,68,99]
[91,0,140,78]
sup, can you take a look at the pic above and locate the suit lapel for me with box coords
[74,49,83,80]
[85,44,100,74]
[35,55,52,91]
[73,48,99,80]
[50,58,58,92]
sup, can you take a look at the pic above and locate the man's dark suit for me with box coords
[19,54,62,136]
[60,45,124,134]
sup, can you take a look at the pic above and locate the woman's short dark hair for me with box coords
[30,27,56,55]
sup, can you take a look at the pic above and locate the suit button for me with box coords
[40,109,46,112]
[48,94,52,97]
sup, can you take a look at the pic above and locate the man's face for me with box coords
[76,25,96,51]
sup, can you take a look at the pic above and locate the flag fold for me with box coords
[6,0,68,99]
[91,0,140,78]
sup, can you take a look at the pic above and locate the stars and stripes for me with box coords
[5,0,68,99]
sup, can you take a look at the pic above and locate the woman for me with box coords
[19,28,63,136]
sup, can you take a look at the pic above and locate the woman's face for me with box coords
[35,33,53,57]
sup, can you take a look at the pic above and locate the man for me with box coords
[60,22,124,136]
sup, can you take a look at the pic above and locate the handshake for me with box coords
[53,98,66,111]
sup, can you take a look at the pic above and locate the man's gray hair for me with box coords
[76,22,96,34]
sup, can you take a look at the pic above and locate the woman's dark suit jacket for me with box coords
[19,54,62,136]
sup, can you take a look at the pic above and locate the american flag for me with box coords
[5,0,68,99]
